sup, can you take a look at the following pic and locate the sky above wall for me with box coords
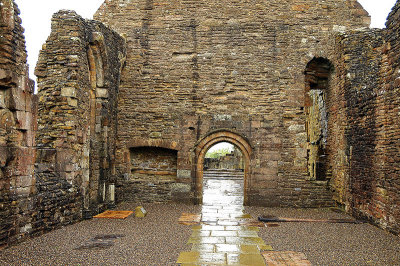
[14,0,397,87]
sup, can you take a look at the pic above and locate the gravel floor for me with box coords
[0,203,199,266]
[0,203,399,265]
[247,206,400,266]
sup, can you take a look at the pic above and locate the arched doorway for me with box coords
[194,130,252,205]
[203,142,244,206]
[304,57,333,181]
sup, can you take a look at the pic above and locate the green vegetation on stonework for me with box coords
[205,148,231,159]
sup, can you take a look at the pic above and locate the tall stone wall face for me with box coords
[34,10,126,226]
[382,2,400,235]
[0,0,37,247]
[94,0,369,206]
[331,29,387,226]
[330,1,400,235]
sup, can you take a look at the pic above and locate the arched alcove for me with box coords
[125,142,179,202]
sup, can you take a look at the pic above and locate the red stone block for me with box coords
[0,146,8,167]
[12,148,35,176]
[10,87,26,111]
[55,149,75,172]
[24,128,35,147]
[251,120,261,128]
[0,180,10,191]
[14,175,34,188]
[16,111,32,131]
[0,109,15,130]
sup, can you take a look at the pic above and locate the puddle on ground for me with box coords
[93,234,125,240]
[75,234,125,250]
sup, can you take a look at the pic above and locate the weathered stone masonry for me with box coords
[329,1,400,235]
[0,0,36,247]
[0,0,125,248]
[93,0,369,207]
[35,10,126,220]
[1,0,400,248]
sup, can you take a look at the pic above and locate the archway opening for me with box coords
[194,131,252,206]
[202,142,244,206]
[204,142,244,171]
[304,57,333,181]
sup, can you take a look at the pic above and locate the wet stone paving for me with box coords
[177,171,269,265]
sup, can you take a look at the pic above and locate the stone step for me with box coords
[203,169,244,180]
[204,171,243,174]
[205,169,243,172]
[203,174,244,177]
[204,177,243,180]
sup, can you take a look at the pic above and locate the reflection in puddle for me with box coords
[177,170,268,265]
[192,170,266,264]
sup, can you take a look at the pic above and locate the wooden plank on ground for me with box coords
[259,216,363,224]
[262,251,312,266]
[94,210,133,219]
[178,213,201,225]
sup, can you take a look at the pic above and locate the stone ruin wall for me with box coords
[1,0,400,248]
[35,10,126,220]
[0,0,126,248]
[94,0,369,207]
[0,0,37,247]
[329,1,400,235]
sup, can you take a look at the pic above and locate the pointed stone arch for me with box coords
[194,130,252,205]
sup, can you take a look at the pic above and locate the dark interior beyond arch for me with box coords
[305,58,333,181]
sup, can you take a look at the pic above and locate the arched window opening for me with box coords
[305,57,333,181]
[87,43,107,205]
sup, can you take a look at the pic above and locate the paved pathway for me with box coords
[177,170,268,265]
